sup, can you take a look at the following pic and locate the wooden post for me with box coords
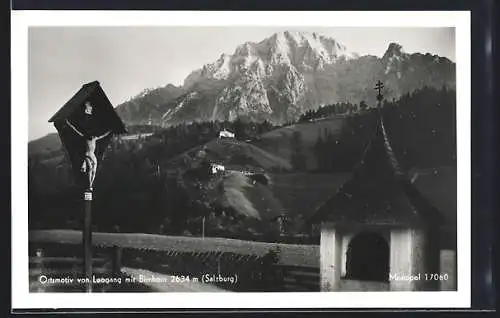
[375,80,384,109]
[112,246,122,275]
[202,216,205,239]
[83,190,93,293]
[35,248,44,292]
[217,255,221,275]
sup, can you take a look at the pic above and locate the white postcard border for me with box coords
[12,10,471,309]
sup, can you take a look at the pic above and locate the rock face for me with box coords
[116,84,185,126]
[116,31,455,126]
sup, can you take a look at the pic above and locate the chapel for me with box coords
[308,81,453,291]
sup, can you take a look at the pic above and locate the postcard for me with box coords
[11,10,471,310]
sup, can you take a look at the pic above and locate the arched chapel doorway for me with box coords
[345,232,389,282]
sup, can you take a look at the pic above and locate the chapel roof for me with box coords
[308,109,445,228]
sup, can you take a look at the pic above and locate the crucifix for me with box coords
[65,101,112,192]
[65,118,111,191]
[49,81,126,293]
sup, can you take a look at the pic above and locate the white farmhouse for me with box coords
[210,163,225,174]
[219,129,235,139]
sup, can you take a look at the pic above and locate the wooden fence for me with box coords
[273,265,320,291]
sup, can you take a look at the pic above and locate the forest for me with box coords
[28,86,456,240]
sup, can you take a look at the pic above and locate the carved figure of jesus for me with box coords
[65,119,111,191]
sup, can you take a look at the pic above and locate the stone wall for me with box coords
[439,249,457,291]
[389,228,414,291]
[320,223,341,291]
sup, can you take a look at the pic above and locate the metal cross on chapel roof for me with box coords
[375,80,384,102]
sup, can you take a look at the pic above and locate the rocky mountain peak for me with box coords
[117,32,455,128]
[383,42,405,60]
[382,42,409,76]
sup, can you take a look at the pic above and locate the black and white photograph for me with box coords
[12,11,471,309]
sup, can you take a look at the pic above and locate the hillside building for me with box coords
[117,132,154,141]
[219,129,235,139]
[210,163,225,174]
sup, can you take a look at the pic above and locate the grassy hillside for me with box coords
[168,138,293,172]
[252,116,345,170]
[270,172,351,219]
[220,171,284,221]
[28,133,62,156]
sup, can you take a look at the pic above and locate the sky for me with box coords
[28,26,455,141]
